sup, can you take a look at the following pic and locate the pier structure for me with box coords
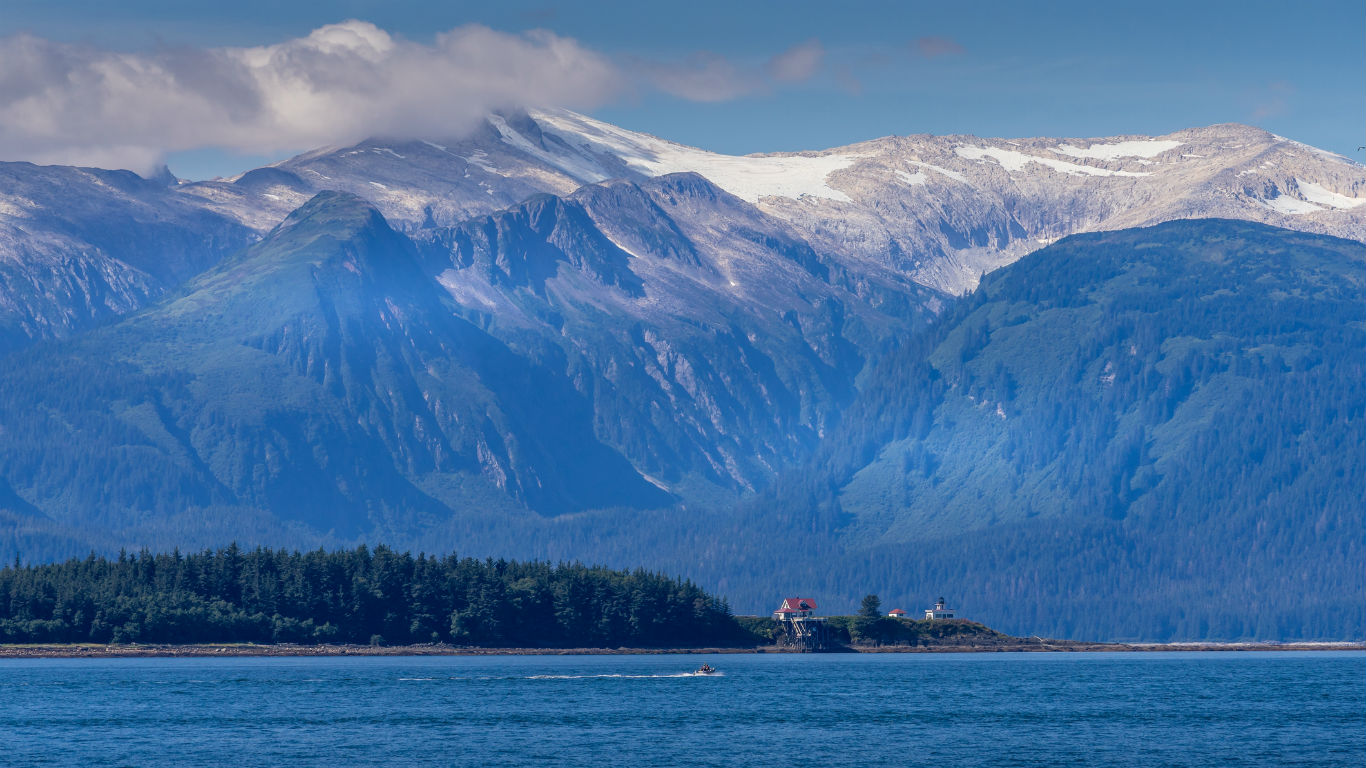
[773,597,830,651]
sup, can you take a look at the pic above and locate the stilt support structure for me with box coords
[772,597,830,652]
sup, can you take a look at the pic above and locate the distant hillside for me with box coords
[0,192,668,549]
[734,219,1365,640]
[0,155,1362,641]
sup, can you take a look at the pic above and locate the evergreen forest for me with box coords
[0,546,747,648]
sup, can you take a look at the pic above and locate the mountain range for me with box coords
[0,111,1362,640]
[6,110,1364,352]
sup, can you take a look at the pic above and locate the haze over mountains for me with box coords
[0,112,1362,640]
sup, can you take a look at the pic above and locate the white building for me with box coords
[773,597,818,620]
[924,597,956,620]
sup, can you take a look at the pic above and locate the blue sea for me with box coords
[0,651,1361,767]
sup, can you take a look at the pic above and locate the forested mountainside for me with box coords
[0,109,1362,642]
[0,193,669,548]
[0,184,923,552]
[722,219,1364,640]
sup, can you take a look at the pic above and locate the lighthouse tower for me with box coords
[924,597,956,620]
[773,597,830,651]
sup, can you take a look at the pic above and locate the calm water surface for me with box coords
[0,651,1361,767]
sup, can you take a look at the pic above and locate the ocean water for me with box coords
[0,651,1361,767]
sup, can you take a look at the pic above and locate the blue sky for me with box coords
[3,0,1362,178]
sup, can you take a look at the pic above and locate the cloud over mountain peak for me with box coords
[0,21,621,173]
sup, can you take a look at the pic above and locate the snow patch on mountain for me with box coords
[528,109,856,204]
[462,150,503,175]
[1296,179,1366,210]
[1275,135,1359,165]
[0,198,31,218]
[489,114,609,183]
[906,160,967,183]
[1260,195,1324,216]
[601,232,645,259]
[1052,140,1183,160]
[955,146,1150,177]
[437,268,505,311]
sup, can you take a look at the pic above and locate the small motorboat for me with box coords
[695,664,717,675]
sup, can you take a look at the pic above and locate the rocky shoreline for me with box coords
[1,640,1361,659]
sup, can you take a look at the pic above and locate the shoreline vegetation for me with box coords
[0,546,745,648]
[4,546,1361,657]
[1,640,1363,659]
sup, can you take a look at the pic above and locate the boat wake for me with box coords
[393,672,725,682]
[527,672,724,680]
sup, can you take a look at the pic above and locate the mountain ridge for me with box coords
[0,111,1362,640]
[3,111,1363,358]
[0,215,1360,639]
[768,218,1365,638]
[413,171,937,494]
[0,191,671,544]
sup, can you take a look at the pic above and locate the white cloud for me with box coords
[643,51,761,103]
[767,40,824,83]
[913,36,965,59]
[0,21,622,174]
[642,39,826,104]
[0,23,835,174]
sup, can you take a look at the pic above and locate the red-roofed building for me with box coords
[887,608,907,618]
[773,597,829,650]
[773,597,818,619]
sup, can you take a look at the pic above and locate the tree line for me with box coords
[0,545,751,647]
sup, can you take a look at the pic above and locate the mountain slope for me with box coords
[0,163,255,355]
[752,219,1364,639]
[0,174,941,554]
[4,112,1363,361]
[836,219,1364,539]
[453,111,1366,294]
[415,172,940,493]
[180,110,1366,297]
[0,192,667,550]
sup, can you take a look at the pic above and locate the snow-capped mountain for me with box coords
[0,114,1363,639]
[185,109,1366,299]
[432,110,1366,294]
[3,110,1362,355]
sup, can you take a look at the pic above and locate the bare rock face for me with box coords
[0,163,256,354]
[490,111,1366,295]
[164,110,1366,299]
[415,173,940,494]
[3,110,1362,356]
